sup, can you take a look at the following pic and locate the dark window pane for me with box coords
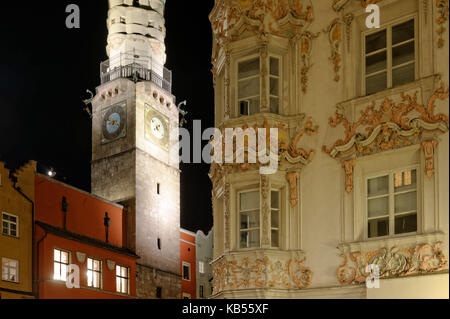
[366,51,387,74]
[393,63,415,87]
[392,20,414,45]
[393,42,415,66]
[395,213,417,234]
[366,30,387,54]
[270,97,279,114]
[366,72,387,95]
[270,78,279,96]
[238,58,260,79]
[368,217,389,238]
[270,57,279,76]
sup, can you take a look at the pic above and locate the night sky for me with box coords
[0,1,215,233]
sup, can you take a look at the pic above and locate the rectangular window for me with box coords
[182,262,191,281]
[269,57,280,114]
[271,190,280,248]
[199,261,205,274]
[157,287,162,299]
[87,258,102,289]
[367,168,418,239]
[239,190,260,249]
[53,249,70,281]
[238,57,260,116]
[116,265,129,294]
[200,285,204,298]
[2,258,18,283]
[2,213,18,237]
[365,18,415,95]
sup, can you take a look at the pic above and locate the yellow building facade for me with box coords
[0,161,35,299]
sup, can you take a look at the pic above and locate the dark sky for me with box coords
[0,1,215,233]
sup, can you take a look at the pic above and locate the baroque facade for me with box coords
[209,0,449,298]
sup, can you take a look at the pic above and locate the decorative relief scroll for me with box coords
[342,159,356,193]
[224,183,231,250]
[324,18,343,82]
[323,82,449,194]
[261,175,270,246]
[421,139,438,178]
[225,52,232,119]
[212,251,312,294]
[343,13,354,51]
[323,83,449,159]
[286,171,300,207]
[337,242,447,285]
[436,0,449,48]
[209,117,318,190]
[300,31,320,93]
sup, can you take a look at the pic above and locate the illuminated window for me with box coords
[182,262,191,281]
[199,261,205,274]
[239,190,260,249]
[238,57,260,116]
[2,212,18,237]
[87,258,102,289]
[364,19,415,95]
[271,190,280,248]
[53,249,70,281]
[367,169,418,238]
[116,265,129,294]
[2,258,18,283]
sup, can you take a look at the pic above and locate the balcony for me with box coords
[100,51,172,93]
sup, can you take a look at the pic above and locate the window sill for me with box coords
[1,234,19,239]
[338,231,445,253]
[1,279,19,284]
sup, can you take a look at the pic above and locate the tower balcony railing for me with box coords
[100,51,172,93]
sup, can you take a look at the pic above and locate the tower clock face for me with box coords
[145,104,169,149]
[102,102,127,143]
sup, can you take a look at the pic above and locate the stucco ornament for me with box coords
[212,252,312,294]
[261,175,271,246]
[332,0,383,12]
[322,83,449,194]
[421,139,438,178]
[337,242,447,285]
[436,0,449,48]
[209,117,318,190]
[342,159,356,193]
[286,171,300,207]
[76,252,86,263]
[324,18,342,82]
[107,260,116,271]
[224,183,231,250]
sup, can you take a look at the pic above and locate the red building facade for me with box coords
[180,229,196,299]
[34,174,138,299]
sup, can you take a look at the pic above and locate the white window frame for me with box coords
[270,189,281,248]
[182,262,191,282]
[53,248,71,282]
[365,165,420,240]
[362,14,418,95]
[2,212,19,238]
[2,258,19,283]
[116,265,130,295]
[87,257,103,290]
[238,188,261,250]
[268,55,281,114]
[236,54,261,117]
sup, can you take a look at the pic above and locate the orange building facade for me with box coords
[34,174,138,299]
[180,229,196,299]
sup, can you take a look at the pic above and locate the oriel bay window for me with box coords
[367,168,418,239]
[238,57,260,116]
[239,190,260,249]
[364,18,416,95]
[239,189,281,249]
[237,55,281,116]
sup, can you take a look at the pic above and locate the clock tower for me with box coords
[90,0,181,299]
